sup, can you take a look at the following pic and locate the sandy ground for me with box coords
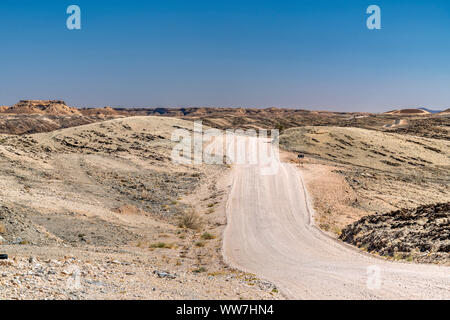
[222,136,450,299]
[292,160,368,234]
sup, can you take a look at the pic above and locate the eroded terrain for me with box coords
[0,101,449,298]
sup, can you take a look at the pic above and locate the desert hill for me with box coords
[0,100,449,141]
[0,101,382,135]
[3,100,82,116]
[0,114,101,135]
[280,126,448,175]
[0,116,277,299]
[79,106,125,117]
[132,107,377,131]
[0,100,124,135]
[418,107,443,114]
[1,116,205,218]
[384,108,430,115]
[280,126,449,234]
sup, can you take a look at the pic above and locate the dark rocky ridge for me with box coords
[340,203,450,264]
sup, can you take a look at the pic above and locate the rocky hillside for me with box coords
[0,116,206,234]
[0,101,126,135]
[279,126,449,178]
[2,100,81,115]
[0,116,280,300]
[390,117,450,140]
[0,114,103,135]
[340,203,449,264]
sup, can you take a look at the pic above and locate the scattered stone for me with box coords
[153,270,176,279]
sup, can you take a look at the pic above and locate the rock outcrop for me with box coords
[340,203,450,264]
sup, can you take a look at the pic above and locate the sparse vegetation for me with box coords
[178,209,202,230]
[195,241,205,247]
[201,232,215,240]
[207,271,228,277]
[193,267,207,273]
[150,242,174,249]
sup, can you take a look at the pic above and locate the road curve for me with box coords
[222,136,450,299]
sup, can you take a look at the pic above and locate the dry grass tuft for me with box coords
[178,209,202,230]
[150,242,175,249]
[195,241,205,247]
[193,267,207,273]
[201,232,215,240]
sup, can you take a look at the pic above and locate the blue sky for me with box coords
[0,0,449,112]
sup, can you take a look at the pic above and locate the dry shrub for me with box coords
[201,232,215,240]
[150,242,174,249]
[178,209,202,230]
[195,241,205,247]
[193,267,207,273]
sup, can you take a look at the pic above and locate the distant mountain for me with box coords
[384,108,430,115]
[418,107,444,114]
[437,108,450,115]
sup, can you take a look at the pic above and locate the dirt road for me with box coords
[222,136,450,299]
[384,118,408,128]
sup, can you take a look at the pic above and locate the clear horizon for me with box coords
[1,0,449,112]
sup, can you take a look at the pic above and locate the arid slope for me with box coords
[279,126,449,264]
[0,116,279,299]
